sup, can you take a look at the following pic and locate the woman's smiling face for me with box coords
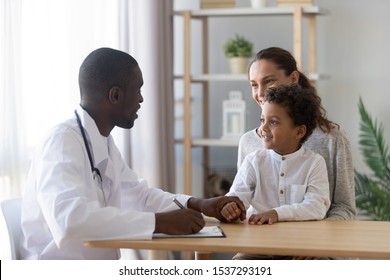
[249,59,298,107]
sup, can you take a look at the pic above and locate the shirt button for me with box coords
[280,190,284,194]
[280,172,285,177]
[281,156,286,160]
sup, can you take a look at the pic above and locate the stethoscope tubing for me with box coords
[74,110,106,205]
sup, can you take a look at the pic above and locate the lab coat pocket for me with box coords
[286,184,307,204]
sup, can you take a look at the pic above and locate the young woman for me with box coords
[237,47,355,221]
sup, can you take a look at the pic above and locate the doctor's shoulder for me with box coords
[37,119,83,152]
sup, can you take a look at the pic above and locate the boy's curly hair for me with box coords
[264,84,321,143]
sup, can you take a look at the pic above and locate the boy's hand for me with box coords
[248,210,278,225]
[188,196,246,222]
[221,202,243,222]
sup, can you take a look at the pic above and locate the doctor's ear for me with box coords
[108,86,122,104]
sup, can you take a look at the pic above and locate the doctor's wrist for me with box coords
[187,197,202,212]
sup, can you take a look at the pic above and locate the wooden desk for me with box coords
[84,220,390,259]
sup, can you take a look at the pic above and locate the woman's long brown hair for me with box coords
[249,47,338,133]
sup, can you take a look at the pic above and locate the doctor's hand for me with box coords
[154,209,205,235]
[188,196,246,223]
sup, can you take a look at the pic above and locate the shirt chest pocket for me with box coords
[285,184,307,204]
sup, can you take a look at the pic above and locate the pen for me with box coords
[173,198,185,209]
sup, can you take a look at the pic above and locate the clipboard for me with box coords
[153,226,226,238]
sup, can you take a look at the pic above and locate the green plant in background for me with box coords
[355,97,390,220]
[223,34,253,58]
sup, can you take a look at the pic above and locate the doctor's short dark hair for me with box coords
[79,47,139,100]
[264,84,321,143]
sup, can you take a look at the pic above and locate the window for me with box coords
[1,0,120,200]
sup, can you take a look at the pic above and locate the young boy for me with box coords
[221,84,330,226]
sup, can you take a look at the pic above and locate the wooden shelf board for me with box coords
[192,138,240,147]
[174,7,329,17]
[174,73,325,82]
[175,138,240,147]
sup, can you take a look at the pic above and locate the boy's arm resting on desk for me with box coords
[187,196,246,222]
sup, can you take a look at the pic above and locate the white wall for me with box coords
[174,0,390,195]
[315,0,390,173]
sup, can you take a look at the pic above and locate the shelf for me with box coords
[193,138,240,147]
[175,6,327,196]
[174,7,329,17]
[175,138,240,147]
[174,74,247,81]
[175,73,325,82]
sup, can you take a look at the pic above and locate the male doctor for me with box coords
[20,48,245,260]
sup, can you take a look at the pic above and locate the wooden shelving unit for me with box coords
[175,6,328,196]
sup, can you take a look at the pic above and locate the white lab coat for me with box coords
[20,106,190,259]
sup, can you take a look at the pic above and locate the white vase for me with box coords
[251,0,267,8]
[228,57,249,74]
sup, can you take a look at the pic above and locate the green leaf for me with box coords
[355,171,390,220]
[355,97,390,221]
[358,97,390,183]
[223,34,253,58]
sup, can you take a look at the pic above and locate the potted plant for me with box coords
[355,97,390,220]
[223,34,253,74]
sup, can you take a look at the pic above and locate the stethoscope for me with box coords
[74,110,107,206]
[75,110,119,258]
